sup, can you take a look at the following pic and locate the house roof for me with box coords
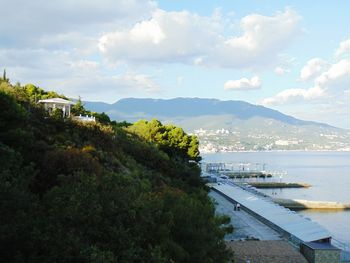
[38,98,76,105]
[303,242,340,250]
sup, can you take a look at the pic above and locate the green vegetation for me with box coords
[71,97,112,124]
[0,76,232,262]
[128,119,201,162]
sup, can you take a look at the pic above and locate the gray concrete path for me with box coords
[209,190,282,241]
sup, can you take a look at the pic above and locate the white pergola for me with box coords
[38,98,76,117]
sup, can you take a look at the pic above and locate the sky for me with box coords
[2,1,350,128]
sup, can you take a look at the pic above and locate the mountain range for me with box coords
[84,98,350,151]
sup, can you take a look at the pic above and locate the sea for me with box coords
[203,151,350,251]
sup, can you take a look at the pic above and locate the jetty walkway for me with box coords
[212,182,332,245]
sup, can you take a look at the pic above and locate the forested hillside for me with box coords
[0,77,232,262]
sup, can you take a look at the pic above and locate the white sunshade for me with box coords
[38,98,75,105]
[213,183,331,243]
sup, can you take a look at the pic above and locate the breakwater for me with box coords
[249,182,310,188]
[273,198,350,210]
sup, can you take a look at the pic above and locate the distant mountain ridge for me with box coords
[84,97,350,151]
[84,97,333,128]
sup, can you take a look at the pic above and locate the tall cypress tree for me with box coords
[2,69,8,82]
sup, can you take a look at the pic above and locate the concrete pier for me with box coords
[212,182,332,244]
[273,198,350,210]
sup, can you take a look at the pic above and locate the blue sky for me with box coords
[2,1,350,128]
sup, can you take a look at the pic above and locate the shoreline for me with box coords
[248,182,310,189]
[201,149,350,154]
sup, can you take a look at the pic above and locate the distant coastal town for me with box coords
[192,128,350,153]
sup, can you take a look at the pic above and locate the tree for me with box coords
[2,69,9,82]
[0,92,27,129]
[128,119,201,161]
[50,108,64,119]
[0,92,30,148]
[92,112,111,124]
[24,84,45,103]
[71,96,86,116]
[187,135,201,161]
[111,120,132,128]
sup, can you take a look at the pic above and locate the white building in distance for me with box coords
[38,98,75,117]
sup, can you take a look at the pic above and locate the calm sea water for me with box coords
[203,151,350,250]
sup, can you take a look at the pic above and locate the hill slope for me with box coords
[0,79,232,262]
[85,98,350,151]
[85,98,329,127]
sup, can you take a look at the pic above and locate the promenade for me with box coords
[212,182,331,244]
[209,190,308,262]
[209,191,281,241]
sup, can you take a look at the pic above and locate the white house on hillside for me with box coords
[38,98,75,117]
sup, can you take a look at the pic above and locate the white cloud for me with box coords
[99,9,220,65]
[314,58,350,94]
[274,54,295,76]
[0,0,161,102]
[37,32,97,54]
[300,58,327,81]
[263,37,350,108]
[335,39,350,58]
[42,71,160,103]
[0,3,303,102]
[224,76,261,90]
[99,8,302,68]
[263,57,350,106]
[68,60,99,72]
[115,72,160,93]
[262,86,324,106]
[0,0,157,48]
[213,8,301,68]
[0,48,159,102]
[274,67,289,75]
[0,48,74,79]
